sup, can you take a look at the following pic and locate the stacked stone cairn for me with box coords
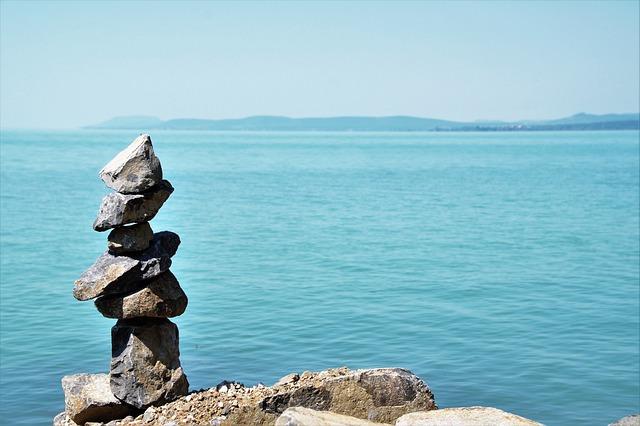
[61,135,188,424]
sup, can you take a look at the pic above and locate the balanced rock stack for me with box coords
[62,135,188,424]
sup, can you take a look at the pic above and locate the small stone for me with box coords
[274,372,300,387]
[110,318,188,409]
[61,373,134,424]
[218,385,228,393]
[99,134,162,194]
[217,401,225,408]
[108,222,154,254]
[395,407,542,426]
[74,231,180,301]
[93,180,174,232]
[142,407,156,422]
[95,270,187,319]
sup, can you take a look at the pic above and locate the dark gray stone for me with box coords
[110,318,188,409]
[107,222,154,254]
[73,232,180,301]
[61,373,135,424]
[93,180,173,232]
[95,270,188,319]
[99,134,163,194]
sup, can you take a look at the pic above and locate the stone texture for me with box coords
[74,231,180,301]
[99,134,162,194]
[276,407,390,426]
[93,180,174,232]
[110,318,189,409]
[107,222,154,254]
[95,270,187,319]
[230,367,435,425]
[61,373,135,424]
[610,415,640,426]
[395,407,542,426]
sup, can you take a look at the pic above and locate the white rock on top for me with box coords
[395,407,543,426]
[276,407,390,426]
[99,134,162,194]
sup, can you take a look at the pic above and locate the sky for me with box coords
[1,0,638,129]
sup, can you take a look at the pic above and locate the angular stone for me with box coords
[95,270,188,319]
[93,180,173,232]
[276,407,389,426]
[107,222,154,254]
[61,373,135,424]
[110,318,188,409]
[73,231,180,301]
[395,407,543,426]
[99,134,163,194]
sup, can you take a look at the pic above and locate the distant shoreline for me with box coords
[85,113,640,132]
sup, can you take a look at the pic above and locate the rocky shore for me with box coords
[54,367,553,426]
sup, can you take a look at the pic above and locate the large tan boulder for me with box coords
[61,373,134,424]
[276,407,390,425]
[395,407,542,426]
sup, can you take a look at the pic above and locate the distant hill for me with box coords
[86,113,640,131]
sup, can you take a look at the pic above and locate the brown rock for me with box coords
[107,222,154,254]
[95,271,187,319]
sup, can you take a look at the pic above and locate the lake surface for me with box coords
[0,130,638,425]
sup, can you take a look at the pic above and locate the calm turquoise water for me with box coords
[0,130,638,425]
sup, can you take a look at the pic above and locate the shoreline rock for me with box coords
[395,407,543,425]
[106,367,436,426]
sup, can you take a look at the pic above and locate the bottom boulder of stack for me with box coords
[61,373,136,424]
[110,318,189,409]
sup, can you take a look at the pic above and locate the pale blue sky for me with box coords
[1,0,638,129]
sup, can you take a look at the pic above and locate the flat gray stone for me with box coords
[95,270,187,319]
[276,407,389,426]
[61,373,134,424]
[99,134,162,194]
[73,231,180,301]
[395,407,542,426]
[93,180,173,232]
[107,222,154,254]
[110,318,188,409]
